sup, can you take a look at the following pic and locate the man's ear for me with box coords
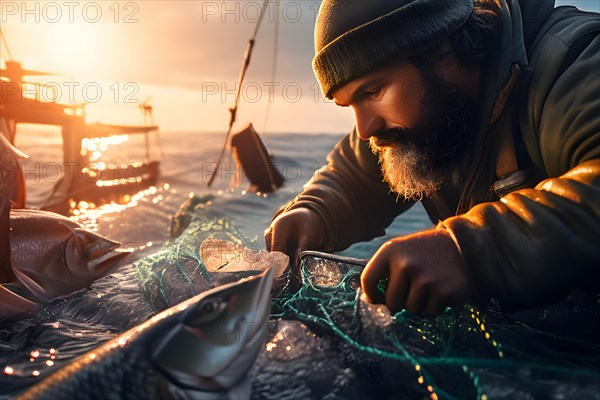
[431,39,461,81]
[430,39,480,99]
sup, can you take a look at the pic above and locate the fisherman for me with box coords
[265,0,600,314]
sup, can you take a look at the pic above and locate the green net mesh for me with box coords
[1,194,599,399]
[135,198,253,313]
[132,195,600,399]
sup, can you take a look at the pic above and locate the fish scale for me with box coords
[20,339,157,399]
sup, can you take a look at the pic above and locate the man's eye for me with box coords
[365,87,382,98]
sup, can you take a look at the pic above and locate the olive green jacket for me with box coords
[278,1,600,310]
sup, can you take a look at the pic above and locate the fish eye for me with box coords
[184,297,227,326]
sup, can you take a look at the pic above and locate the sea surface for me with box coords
[16,128,432,262]
[2,129,433,395]
[4,130,600,398]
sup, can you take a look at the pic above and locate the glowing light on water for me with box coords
[32,370,40,376]
[70,187,152,229]
[30,350,40,358]
[81,135,129,159]
[4,366,14,375]
[46,360,54,367]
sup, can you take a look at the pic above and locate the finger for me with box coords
[269,224,289,254]
[426,286,469,316]
[295,229,314,261]
[361,254,389,305]
[426,293,449,316]
[406,282,428,314]
[264,226,273,251]
[385,266,409,313]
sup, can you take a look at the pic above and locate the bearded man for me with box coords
[265,0,600,315]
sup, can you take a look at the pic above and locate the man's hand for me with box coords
[264,208,327,273]
[361,228,472,315]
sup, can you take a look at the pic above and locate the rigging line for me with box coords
[207,0,270,187]
[261,0,280,139]
[0,28,14,61]
[251,0,270,40]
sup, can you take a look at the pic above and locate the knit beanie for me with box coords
[313,0,474,99]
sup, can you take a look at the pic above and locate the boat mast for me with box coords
[207,0,271,187]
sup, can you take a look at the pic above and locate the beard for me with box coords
[369,68,474,201]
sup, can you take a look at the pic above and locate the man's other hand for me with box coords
[264,208,327,273]
[361,228,472,315]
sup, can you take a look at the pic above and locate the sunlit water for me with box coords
[16,129,432,261]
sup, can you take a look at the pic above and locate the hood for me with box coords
[450,0,555,214]
[475,0,555,134]
[474,0,528,136]
[520,0,556,50]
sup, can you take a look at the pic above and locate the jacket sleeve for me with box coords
[275,128,413,251]
[442,35,600,311]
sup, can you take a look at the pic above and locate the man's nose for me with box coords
[353,107,385,140]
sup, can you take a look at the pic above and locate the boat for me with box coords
[0,59,161,215]
[207,0,284,193]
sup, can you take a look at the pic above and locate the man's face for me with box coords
[332,60,474,201]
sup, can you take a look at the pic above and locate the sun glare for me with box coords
[40,21,108,78]
[1,1,115,79]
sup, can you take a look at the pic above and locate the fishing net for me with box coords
[135,195,600,399]
[258,254,600,399]
[1,194,600,399]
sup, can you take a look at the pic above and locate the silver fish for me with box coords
[18,266,274,400]
[6,209,132,304]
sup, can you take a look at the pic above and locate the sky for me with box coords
[1,0,598,134]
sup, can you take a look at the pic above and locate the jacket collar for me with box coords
[474,0,529,138]
[520,0,556,51]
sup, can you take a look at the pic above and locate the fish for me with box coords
[17,266,274,400]
[1,131,130,317]
[4,209,132,305]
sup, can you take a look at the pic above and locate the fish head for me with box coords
[152,266,274,392]
[9,209,132,303]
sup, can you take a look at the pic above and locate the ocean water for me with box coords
[16,129,432,261]
[4,130,600,398]
[1,129,432,396]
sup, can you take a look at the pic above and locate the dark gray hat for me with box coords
[313,0,474,99]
